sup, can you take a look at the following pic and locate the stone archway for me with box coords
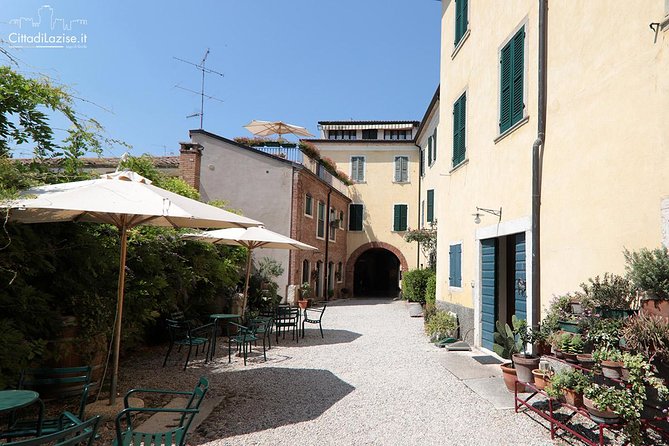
[346,242,409,297]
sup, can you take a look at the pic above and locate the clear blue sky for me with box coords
[1,1,441,158]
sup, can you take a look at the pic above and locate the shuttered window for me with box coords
[432,127,437,162]
[394,156,409,182]
[393,204,408,232]
[454,0,468,45]
[349,204,363,231]
[427,136,433,166]
[427,189,434,223]
[419,148,425,177]
[452,92,466,166]
[317,201,325,238]
[449,243,462,287]
[351,156,365,182]
[499,26,525,133]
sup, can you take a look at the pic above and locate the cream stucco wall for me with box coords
[312,142,419,268]
[437,1,669,343]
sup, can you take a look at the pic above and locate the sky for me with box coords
[1,1,442,158]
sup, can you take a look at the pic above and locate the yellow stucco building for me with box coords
[435,0,669,350]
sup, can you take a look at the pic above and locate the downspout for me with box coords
[324,187,332,301]
[416,143,422,268]
[532,0,548,328]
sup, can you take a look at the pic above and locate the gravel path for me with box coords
[179,298,553,446]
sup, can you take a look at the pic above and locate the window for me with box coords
[453,92,467,166]
[454,0,468,46]
[427,189,435,223]
[305,194,313,216]
[393,204,408,232]
[432,127,437,161]
[351,156,365,182]
[328,129,356,140]
[361,129,378,139]
[329,207,336,241]
[394,156,409,182]
[338,210,344,229]
[336,262,343,283]
[427,136,433,166]
[500,26,525,133]
[317,201,325,238]
[449,243,462,287]
[384,129,410,140]
[302,260,310,285]
[419,147,425,177]
[349,204,363,231]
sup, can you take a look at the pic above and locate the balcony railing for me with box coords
[253,146,303,164]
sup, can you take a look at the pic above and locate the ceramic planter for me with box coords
[532,369,550,391]
[557,320,581,333]
[583,397,620,425]
[500,362,527,393]
[601,360,624,380]
[512,354,540,384]
[563,388,583,408]
[298,300,308,310]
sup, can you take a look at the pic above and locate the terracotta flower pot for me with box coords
[532,369,550,391]
[500,362,526,393]
[563,388,583,408]
[563,352,578,363]
[512,354,540,384]
[576,353,594,370]
[583,397,620,425]
[601,360,623,380]
[298,300,308,310]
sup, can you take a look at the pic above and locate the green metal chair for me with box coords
[249,316,273,351]
[275,306,300,344]
[0,415,100,446]
[2,366,92,440]
[302,304,327,338]
[114,376,209,446]
[163,319,212,370]
[228,322,264,366]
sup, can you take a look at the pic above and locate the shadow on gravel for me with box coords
[192,367,355,442]
[274,329,362,347]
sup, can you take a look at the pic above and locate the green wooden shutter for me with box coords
[393,205,401,231]
[454,0,468,45]
[401,157,408,182]
[393,205,407,231]
[500,26,524,133]
[453,94,466,166]
[349,204,363,231]
[433,127,437,161]
[511,28,525,125]
[428,136,433,165]
[427,189,434,223]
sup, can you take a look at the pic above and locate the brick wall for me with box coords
[289,167,351,300]
[179,142,203,191]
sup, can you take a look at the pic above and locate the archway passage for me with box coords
[353,248,400,297]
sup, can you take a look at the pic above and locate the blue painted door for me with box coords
[481,239,497,350]
[514,233,527,322]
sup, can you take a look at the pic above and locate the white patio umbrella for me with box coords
[182,226,317,317]
[2,170,261,404]
[243,120,314,140]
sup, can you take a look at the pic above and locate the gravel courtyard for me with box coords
[161,298,553,446]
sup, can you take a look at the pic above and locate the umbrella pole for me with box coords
[241,249,253,319]
[109,224,128,406]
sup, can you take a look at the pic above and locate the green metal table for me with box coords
[209,313,240,359]
[0,390,43,437]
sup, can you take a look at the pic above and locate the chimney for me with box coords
[179,142,203,191]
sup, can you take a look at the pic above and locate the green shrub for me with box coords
[402,269,434,303]
[624,246,669,299]
[425,310,457,342]
[425,274,437,306]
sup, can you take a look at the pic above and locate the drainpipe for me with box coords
[532,0,548,328]
[416,143,422,268]
[324,187,332,301]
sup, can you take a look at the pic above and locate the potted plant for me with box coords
[298,282,311,309]
[625,247,669,320]
[560,333,584,363]
[531,323,551,356]
[621,314,669,377]
[509,316,541,384]
[493,319,525,392]
[545,368,591,408]
[548,294,584,333]
[593,346,624,380]
[576,353,595,369]
[580,273,636,319]
[583,384,629,425]
[532,367,553,391]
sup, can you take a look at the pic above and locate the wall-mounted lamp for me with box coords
[472,207,502,224]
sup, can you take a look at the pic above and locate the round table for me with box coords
[209,313,240,359]
[0,390,39,414]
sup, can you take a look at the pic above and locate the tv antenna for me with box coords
[173,48,224,129]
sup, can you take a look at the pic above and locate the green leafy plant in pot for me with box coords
[624,246,669,321]
[560,333,584,363]
[593,346,624,380]
[298,282,312,309]
[493,318,524,392]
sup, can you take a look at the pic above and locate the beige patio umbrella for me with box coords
[3,170,261,405]
[182,226,317,317]
[243,120,314,141]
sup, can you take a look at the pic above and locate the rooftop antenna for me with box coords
[173,48,224,129]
